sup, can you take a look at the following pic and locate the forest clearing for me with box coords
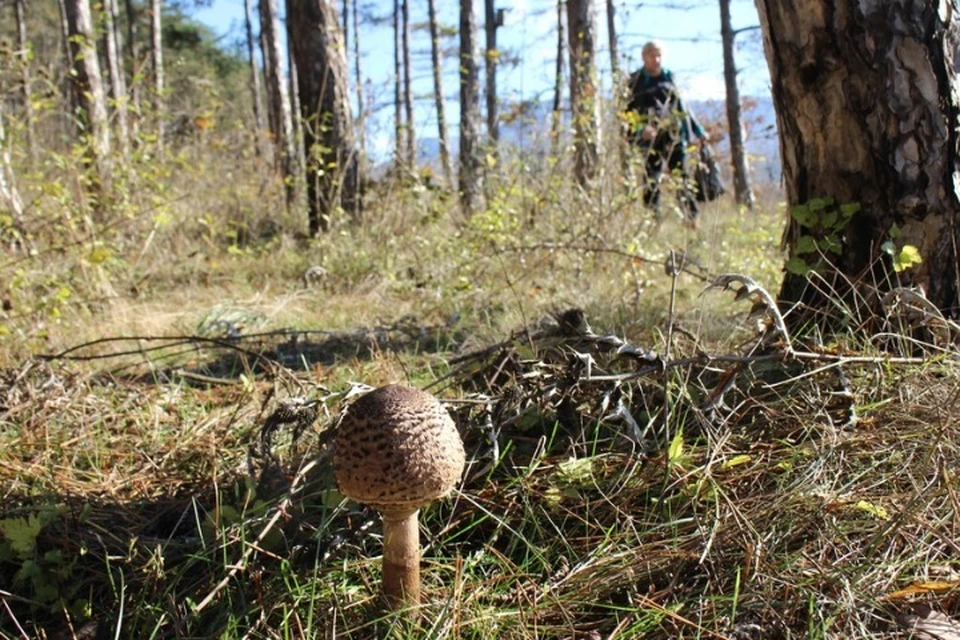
[3,0,960,638]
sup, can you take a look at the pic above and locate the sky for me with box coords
[191,0,772,159]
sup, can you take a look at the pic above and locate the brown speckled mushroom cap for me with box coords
[334,385,466,513]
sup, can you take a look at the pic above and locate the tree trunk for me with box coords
[260,28,279,144]
[286,36,306,188]
[64,0,111,187]
[719,0,753,209]
[244,0,266,155]
[401,0,415,166]
[484,0,499,149]
[104,0,131,159]
[0,104,25,229]
[393,0,402,167]
[605,0,619,80]
[459,0,482,215]
[756,0,960,323]
[260,0,296,207]
[427,0,453,188]
[550,0,565,158]
[566,0,599,187]
[123,0,141,138]
[150,0,164,156]
[56,0,77,138]
[287,0,358,235]
[352,0,365,169]
[14,0,36,165]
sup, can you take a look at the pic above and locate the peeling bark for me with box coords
[756,0,960,319]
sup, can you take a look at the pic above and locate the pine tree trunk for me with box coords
[150,0,164,157]
[286,36,306,188]
[566,0,599,187]
[287,0,358,235]
[401,0,415,166]
[550,0,564,158]
[393,0,402,167]
[756,0,960,321]
[605,0,619,80]
[123,0,141,138]
[260,0,296,207]
[484,0,499,148]
[104,0,131,159]
[14,0,36,165]
[244,0,266,155]
[64,0,111,188]
[56,0,77,139]
[427,0,453,187]
[458,0,482,215]
[351,0,365,167]
[260,28,279,145]
[719,0,752,209]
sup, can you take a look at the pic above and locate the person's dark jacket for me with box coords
[626,68,705,146]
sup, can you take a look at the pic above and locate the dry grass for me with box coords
[2,131,959,639]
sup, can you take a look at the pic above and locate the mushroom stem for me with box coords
[381,508,420,608]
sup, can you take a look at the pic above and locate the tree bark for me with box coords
[150,0,164,156]
[56,0,77,138]
[566,0,599,187]
[123,0,141,138]
[244,0,266,155]
[351,0,364,168]
[719,0,753,209]
[0,104,25,229]
[605,0,619,80]
[393,0,402,166]
[64,0,111,187]
[756,0,960,323]
[484,0,499,149]
[459,0,482,215]
[427,0,453,187]
[287,36,306,187]
[14,0,36,165]
[104,0,131,159]
[550,0,565,158]
[260,0,296,207]
[401,0,415,166]
[287,0,358,235]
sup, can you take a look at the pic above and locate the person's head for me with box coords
[642,41,664,76]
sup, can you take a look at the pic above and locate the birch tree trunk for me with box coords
[427,0,454,187]
[719,0,753,209]
[65,0,111,187]
[484,0,499,148]
[756,0,960,322]
[287,0,358,235]
[104,0,131,159]
[401,0,415,166]
[14,0,36,165]
[260,0,296,207]
[0,105,25,229]
[150,0,164,156]
[244,0,266,155]
[566,0,599,187]
[459,0,482,215]
[550,0,565,158]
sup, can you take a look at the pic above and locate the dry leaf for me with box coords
[897,604,960,640]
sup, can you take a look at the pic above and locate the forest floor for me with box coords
[1,163,958,639]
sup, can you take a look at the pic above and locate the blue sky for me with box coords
[192,0,771,158]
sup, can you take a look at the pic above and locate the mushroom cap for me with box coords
[334,384,466,513]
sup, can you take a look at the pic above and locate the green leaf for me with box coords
[808,197,834,211]
[88,245,111,264]
[790,204,817,228]
[840,202,861,218]
[721,454,753,469]
[557,456,595,486]
[668,431,685,468]
[794,235,818,255]
[888,222,902,239]
[0,515,43,557]
[893,245,923,272]
[821,210,838,230]
[785,257,811,276]
[821,234,843,254]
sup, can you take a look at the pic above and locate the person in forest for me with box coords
[626,40,707,223]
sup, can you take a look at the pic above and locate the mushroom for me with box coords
[334,384,466,609]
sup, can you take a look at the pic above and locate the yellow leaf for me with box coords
[854,499,889,520]
[721,454,752,469]
[884,581,960,600]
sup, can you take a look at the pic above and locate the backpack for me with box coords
[694,144,725,202]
